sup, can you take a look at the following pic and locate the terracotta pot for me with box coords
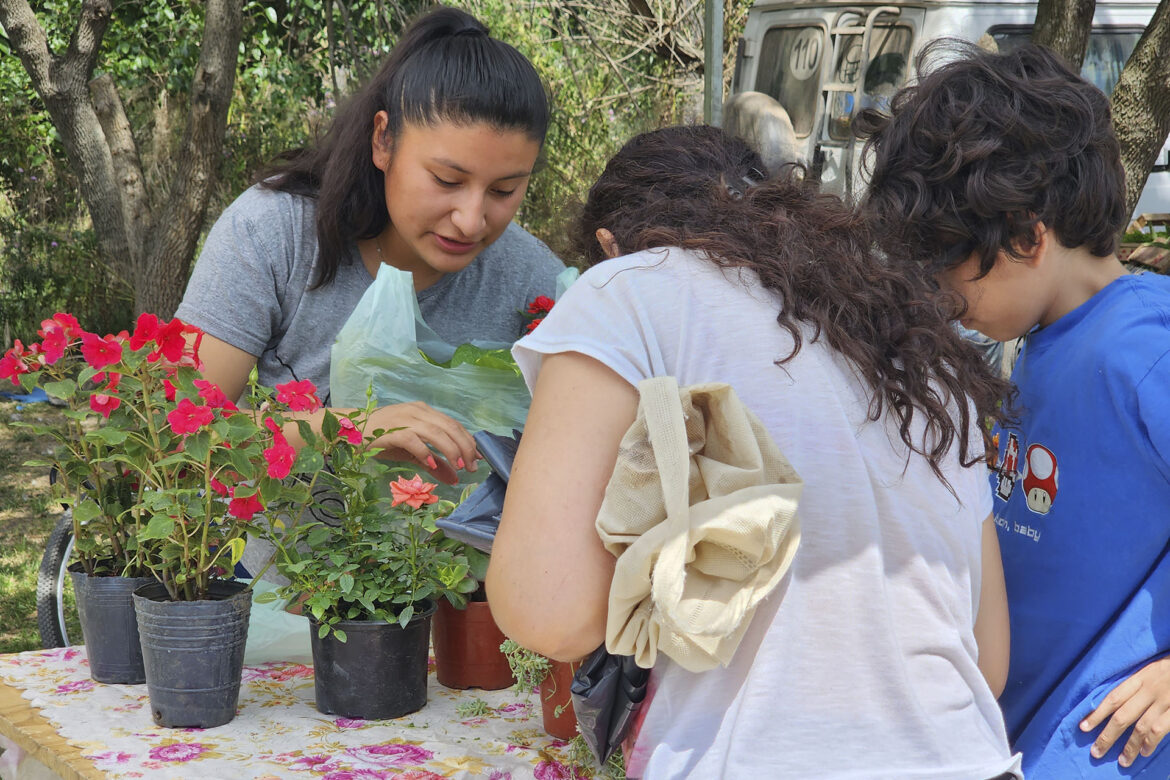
[539,659,579,740]
[432,599,515,690]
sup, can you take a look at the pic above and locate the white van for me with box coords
[725,0,1169,216]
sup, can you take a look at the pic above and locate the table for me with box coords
[0,647,591,779]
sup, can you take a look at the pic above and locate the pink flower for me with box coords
[209,477,230,497]
[262,418,296,479]
[147,318,195,364]
[335,717,368,729]
[79,332,123,369]
[276,379,321,412]
[337,417,363,445]
[90,751,134,765]
[147,742,208,762]
[54,679,94,694]
[534,760,585,780]
[345,742,434,767]
[193,379,238,413]
[227,489,264,520]
[0,341,32,386]
[288,754,338,770]
[167,398,214,436]
[389,475,438,510]
[322,770,390,780]
[163,378,177,402]
[89,392,121,418]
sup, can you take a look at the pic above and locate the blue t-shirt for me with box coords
[990,272,1170,777]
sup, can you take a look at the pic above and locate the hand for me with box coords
[1080,657,1170,767]
[366,402,480,484]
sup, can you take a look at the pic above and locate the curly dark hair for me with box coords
[855,39,1126,280]
[577,125,1013,481]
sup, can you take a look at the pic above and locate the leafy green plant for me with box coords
[500,638,553,695]
[261,407,478,641]
[455,697,493,718]
[1,312,317,599]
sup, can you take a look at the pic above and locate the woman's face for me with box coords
[371,115,541,289]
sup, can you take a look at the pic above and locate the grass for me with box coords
[0,399,76,653]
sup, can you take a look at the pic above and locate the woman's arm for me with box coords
[974,513,1010,697]
[193,333,480,484]
[486,351,638,660]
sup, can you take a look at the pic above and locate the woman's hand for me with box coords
[366,401,479,484]
[1080,657,1170,767]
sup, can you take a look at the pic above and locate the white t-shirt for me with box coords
[513,248,1021,779]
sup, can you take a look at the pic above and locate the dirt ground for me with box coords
[0,398,67,653]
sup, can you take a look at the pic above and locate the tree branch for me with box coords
[61,0,114,86]
[90,73,149,251]
[1031,0,1095,68]
[0,0,55,93]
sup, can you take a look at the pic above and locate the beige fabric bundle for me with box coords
[599,377,803,673]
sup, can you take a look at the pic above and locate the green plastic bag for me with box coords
[330,264,577,435]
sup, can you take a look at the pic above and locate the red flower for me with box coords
[194,379,238,413]
[128,313,159,351]
[79,333,123,369]
[390,475,438,510]
[41,313,80,338]
[337,417,363,445]
[209,477,230,497]
[227,489,264,520]
[524,317,545,333]
[167,398,214,436]
[275,379,321,412]
[89,392,121,418]
[526,295,555,315]
[0,341,32,387]
[162,379,177,402]
[262,417,296,479]
[36,317,74,365]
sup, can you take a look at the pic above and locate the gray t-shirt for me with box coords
[176,185,565,402]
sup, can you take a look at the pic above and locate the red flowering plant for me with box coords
[520,295,555,335]
[258,395,478,640]
[2,312,327,600]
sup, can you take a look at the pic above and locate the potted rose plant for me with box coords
[261,401,478,719]
[1,313,318,727]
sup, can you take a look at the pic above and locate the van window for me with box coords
[827,25,913,140]
[755,25,827,137]
[990,27,1142,94]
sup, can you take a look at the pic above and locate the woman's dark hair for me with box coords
[579,125,1013,480]
[261,6,550,286]
[855,40,1126,280]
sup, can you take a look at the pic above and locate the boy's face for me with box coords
[937,249,1056,342]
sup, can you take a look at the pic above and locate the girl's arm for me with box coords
[486,351,638,660]
[194,332,480,484]
[974,513,1010,697]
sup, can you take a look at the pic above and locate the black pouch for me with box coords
[434,430,521,552]
[570,644,650,764]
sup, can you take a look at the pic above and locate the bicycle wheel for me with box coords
[36,510,77,648]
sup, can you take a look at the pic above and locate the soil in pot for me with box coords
[540,659,580,740]
[70,567,155,684]
[133,580,252,728]
[432,598,514,690]
[311,600,436,720]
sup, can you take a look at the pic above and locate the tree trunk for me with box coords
[138,0,244,318]
[0,0,136,275]
[90,73,149,271]
[1110,0,1170,220]
[1031,0,1095,68]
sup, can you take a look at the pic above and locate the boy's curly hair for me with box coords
[855,40,1127,279]
[577,125,1013,482]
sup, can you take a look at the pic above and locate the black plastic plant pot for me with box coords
[70,568,156,684]
[132,580,252,729]
[310,601,436,720]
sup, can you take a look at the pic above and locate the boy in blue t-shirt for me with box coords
[858,42,1170,777]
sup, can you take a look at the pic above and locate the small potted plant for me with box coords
[262,403,478,720]
[500,639,579,740]
[2,313,315,727]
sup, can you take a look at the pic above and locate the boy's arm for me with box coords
[1079,659,1170,768]
[974,514,1010,697]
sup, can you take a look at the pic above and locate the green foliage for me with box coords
[455,697,493,718]
[264,407,478,639]
[500,638,553,695]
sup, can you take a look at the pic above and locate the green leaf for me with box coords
[138,514,175,541]
[43,379,77,400]
[397,603,414,629]
[72,499,103,524]
[292,446,324,475]
[87,427,128,445]
[321,411,340,442]
[264,5,277,23]
[254,591,279,604]
[184,430,211,462]
[228,537,246,566]
[339,573,354,594]
[334,628,347,643]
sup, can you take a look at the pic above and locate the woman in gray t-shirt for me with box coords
[176,7,564,485]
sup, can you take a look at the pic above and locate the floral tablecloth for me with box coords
[0,648,591,779]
